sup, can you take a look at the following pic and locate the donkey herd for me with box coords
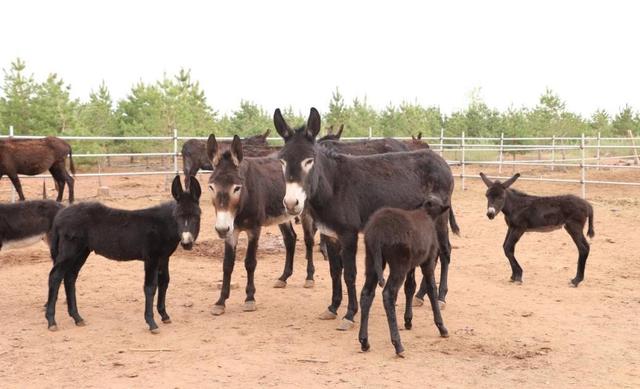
[0,108,596,357]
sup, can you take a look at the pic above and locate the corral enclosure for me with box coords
[1,157,639,387]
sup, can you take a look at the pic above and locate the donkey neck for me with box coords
[502,189,532,217]
[306,146,339,206]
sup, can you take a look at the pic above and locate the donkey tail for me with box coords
[587,204,595,238]
[68,148,76,176]
[449,206,460,236]
[48,225,60,263]
[369,240,386,287]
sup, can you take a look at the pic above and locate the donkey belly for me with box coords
[1,234,46,251]
[527,224,564,233]
[263,213,295,227]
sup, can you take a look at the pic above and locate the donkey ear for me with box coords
[207,134,219,165]
[262,129,270,139]
[230,135,244,166]
[417,132,422,140]
[336,124,344,139]
[503,173,521,188]
[171,175,183,201]
[479,172,493,188]
[189,176,201,201]
[273,108,293,140]
[306,107,321,139]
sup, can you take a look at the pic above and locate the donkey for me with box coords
[0,136,76,202]
[207,134,309,315]
[318,124,344,141]
[275,107,459,330]
[405,133,430,151]
[45,176,201,333]
[319,138,409,155]
[359,196,450,357]
[182,130,273,190]
[0,200,65,251]
[479,173,595,286]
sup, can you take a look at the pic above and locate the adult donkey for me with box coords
[0,136,75,202]
[275,107,459,330]
[206,135,303,315]
[182,130,273,191]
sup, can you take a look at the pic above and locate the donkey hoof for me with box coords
[48,324,58,332]
[337,318,356,331]
[162,318,172,324]
[243,301,257,312]
[438,300,446,310]
[75,320,86,327]
[318,309,337,320]
[412,297,424,307]
[303,279,315,288]
[570,279,581,287]
[273,279,287,288]
[212,305,226,316]
[396,351,406,358]
[150,327,160,334]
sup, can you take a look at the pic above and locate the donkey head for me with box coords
[207,134,245,238]
[245,129,270,146]
[319,124,344,141]
[479,172,520,219]
[422,194,451,219]
[408,132,429,150]
[171,175,202,250]
[275,107,321,216]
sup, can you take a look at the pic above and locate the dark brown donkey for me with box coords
[275,107,459,330]
[0,136,75,202]
[360,195,450,356]
[405,132,430,151]
[480,172,595,286]
[207,134,303,316]
[182,130,274,190]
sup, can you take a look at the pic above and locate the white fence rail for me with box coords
[2,125,640,201]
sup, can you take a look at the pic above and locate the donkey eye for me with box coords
[208,185,215,193]
[233,185,242,194]
[303,158,314,166]
[279,159,286,167]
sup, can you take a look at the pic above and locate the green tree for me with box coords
[30,73,78,135]
[0,58,36,134]
[612,105,639,135]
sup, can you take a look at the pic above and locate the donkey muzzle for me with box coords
[486,207,496,220]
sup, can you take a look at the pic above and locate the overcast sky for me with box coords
[1,0,638,117]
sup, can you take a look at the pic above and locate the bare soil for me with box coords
[1,167,639,388]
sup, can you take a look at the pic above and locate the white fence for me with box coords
[2,125,640,201]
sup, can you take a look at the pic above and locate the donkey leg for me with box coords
[435,215,452,306]
[321,236,342,319]
[275,223,296,287]
[8,173,26,201]
[64,250,89,326]
[421,262,449,337]
[339,232,359,329]
[382,272,406,356]
[49,165,66,202]
[565,223,590,287]
[156,258,171,323]
[143,258,160,333]
[301,214,316,287]
[503,227,525,283]
[62,166,74,203]
[213,231,238,316]
[243,227,261,311]
[358,267,379,352]
[45,260,72,330]
[403,269,416,330]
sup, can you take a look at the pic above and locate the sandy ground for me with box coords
[0,166,639,388]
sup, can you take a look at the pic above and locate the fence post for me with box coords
[9,125,16,203]
[581,133,586,198]
[551,135,556,171]
[439,127,444,157]
[461,131,466,190]
[628,130,639,165]
[173,128,179,174]
[498,132,504,174]
[368,127,372,140]
[596,132,601,170]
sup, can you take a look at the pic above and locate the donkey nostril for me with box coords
[295,199,299,206]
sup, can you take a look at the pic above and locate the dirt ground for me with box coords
[1,166,639,388]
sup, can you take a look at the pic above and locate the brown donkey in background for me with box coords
[0,136,75,202]
[480,173,594,286]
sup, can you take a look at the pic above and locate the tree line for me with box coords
[1,58,639,154]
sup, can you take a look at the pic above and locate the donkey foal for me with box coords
[480,173,595,286]
[45,176,201,333]
[359,196,450,357]
[0,200,64,251]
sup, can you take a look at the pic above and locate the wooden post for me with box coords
[581,133,586,198]
[368,126,372,140]
[551,135,556,171]
[439,127,444,157]
[9,125,15,203]
[628,130,639,165]
[498,132,504,174]
[596,132,601,170]
[461,131,466,190]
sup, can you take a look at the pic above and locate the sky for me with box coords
[1,0,639,117]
